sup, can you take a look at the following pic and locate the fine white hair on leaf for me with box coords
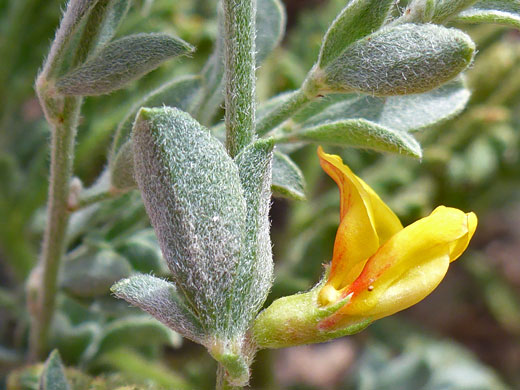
[56,33,193,96]
[132,107,247,336]
[324,23,475,96]
[111,274,204,343]
[230,139,274,337]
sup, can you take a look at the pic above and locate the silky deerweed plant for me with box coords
[6,0,518,388]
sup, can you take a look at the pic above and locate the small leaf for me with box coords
[323,24,475,96]
[296,119,422,158]
[75,0,132,63]
[110,75,201,159]
[230,140,274,335]
[301,79,470,132]
[42,0,101,79]
[116,229,168,274]
[318,0,395,67]
[431,0,481,23]
[455,0,520,29]
[110,141,136,192]
[111,274,204,343]
[256,0,286,64]
[132,107,247,334]
[272,152,306,200]
[56,33,194,95]
[92,0,131,48]
[80,316,181,362]
[50,313,99,364]
[39,350,70,390]
[62,250,132,298]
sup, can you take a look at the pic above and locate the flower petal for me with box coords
[343,206,477,318]
[317,147,402,293]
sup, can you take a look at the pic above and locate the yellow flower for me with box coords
[316,147,477,329]
[252,148,477,349]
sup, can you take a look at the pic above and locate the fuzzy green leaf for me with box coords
[56,33,193,95]
[132,107,247,334]
[110,141,136,192]
[111,75,201,159]
[295,119,422,158]
[92,0,131,48]
[111,274,204,343]
[323,24,475,96]
[41,0,101,79]
[91,316,181,359]
[61,250,132,298]
[302,79,470,132]
[116,229,168,275]
[39,350,70,390]
[455,0,520,28]
[75,0,131,63]
[318,0,395,67]
[272,152,306,200]
[256,0,286,64]
[431,0,480,23]
[230,140,274,335]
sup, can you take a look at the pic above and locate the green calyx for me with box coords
[251,282,372,349]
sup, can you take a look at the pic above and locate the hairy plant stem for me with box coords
[222,0,257,157]
[27,0,101,360]
[29,95,82,360]
[216,365,242,390]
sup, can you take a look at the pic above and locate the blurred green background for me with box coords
[1,0,519,389]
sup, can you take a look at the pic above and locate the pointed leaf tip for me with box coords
[56,33,193,96]
[39,350,70,390]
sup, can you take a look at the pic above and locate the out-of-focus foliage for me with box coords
[1,0,520,389]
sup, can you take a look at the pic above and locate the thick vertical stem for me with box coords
[29,95,81,360]
[222,0,257,157]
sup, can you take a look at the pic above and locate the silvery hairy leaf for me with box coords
[318,0,395,67]
[109,76,201,192]
[301,79,470,132]
[131,107,247,335]
[296,119,422,158]
[322,23,475,96]
[431,0,480,22]
[112,274,204,343]
[67,0,132,73]
[39,350,70,390]
[89,0,131,49]
[56,33,193,95]
[272,152,306,200]
[230,140,274,334]
[455,0,520,28]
